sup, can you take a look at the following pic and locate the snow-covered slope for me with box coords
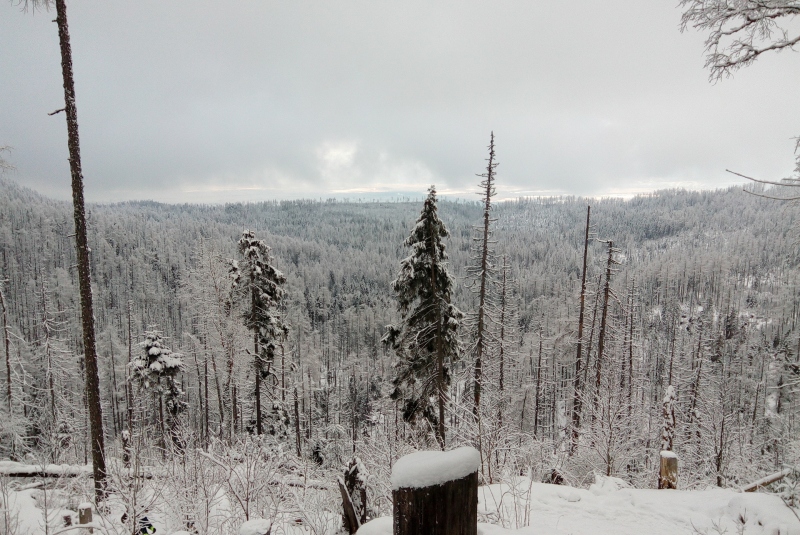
[359,475,800,535]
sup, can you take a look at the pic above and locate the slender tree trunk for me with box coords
[126,301,133,435]
[627,280,635,415]
[593,241,614,419]
[294,386,301,456]
[497,256,508,431]
[54,0,106,499]
[534,328,543,438]
[571,206,590,453]
[583,275,602,400]
[0,285,11,412]
[254,329,262,435]
[109,336,119,437]
[473,132,496,418]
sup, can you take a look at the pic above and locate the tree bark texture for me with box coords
[658,453,678,490]
[54,0,107,500]
[571,205,590,453]
[0,286,11,412]
[393,471,478,535]
[593,241,614,418]
[473,132,496,419]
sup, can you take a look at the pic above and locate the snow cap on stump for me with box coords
[239,518,272,535]
[390,446,480,490]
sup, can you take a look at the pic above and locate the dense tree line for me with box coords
[0,176,798,492]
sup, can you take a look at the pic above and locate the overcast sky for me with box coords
[1,1,798,203]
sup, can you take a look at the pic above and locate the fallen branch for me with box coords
[741,468,793,492]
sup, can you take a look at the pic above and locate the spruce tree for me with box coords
[232,230,287,435]
[130,331,186,448]
[384,186,462,448]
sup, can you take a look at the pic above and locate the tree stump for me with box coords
[78,503,93,533]
[658,451,678,489]
[391,447,480,535]
[340,456,368,533]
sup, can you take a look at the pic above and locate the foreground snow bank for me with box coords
[363,474,800,535]
[390,446,480,489]
[476,475,800,535]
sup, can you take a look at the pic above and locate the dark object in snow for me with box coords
[311,442,324,466]
[138,515,156,534]
[393,468,477,535]
[78,504,92,532]
[339,456,368,533]
[659,451,678,490]
[544,469,565,485]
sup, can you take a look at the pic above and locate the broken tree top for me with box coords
[390,446,481,490]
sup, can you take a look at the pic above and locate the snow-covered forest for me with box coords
[1,176,799,534]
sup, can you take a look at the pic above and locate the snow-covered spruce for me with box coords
[384,186,463,449]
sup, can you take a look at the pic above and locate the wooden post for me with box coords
[658,451,678,489]
[78,503,93,533]
[391,447,480,535]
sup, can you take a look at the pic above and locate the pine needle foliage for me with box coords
[385,186,463,448]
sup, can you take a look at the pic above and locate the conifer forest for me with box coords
[1,172,799,533]
[3,1,800,533]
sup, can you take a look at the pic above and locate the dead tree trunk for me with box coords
[54,0,107,500]
[472,132,497,419]
[0,284,11,412]
[571,205,590,454]
[593,241,615,420]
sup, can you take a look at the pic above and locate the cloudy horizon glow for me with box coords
[1,1,798,204]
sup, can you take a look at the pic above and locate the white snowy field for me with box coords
[359,475,800,535]
[3,471,799,535]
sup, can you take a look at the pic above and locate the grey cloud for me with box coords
[1,0,798,203]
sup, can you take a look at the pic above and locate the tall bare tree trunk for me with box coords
[254,330,262,435]
[497,256,508,431]
[0,284,11,412]
[592,241,615,420]
[533,327,543,438]
[54,0,106,500]
[473,132,497,418]
[571,206,590,454]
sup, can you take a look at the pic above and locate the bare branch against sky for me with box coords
[2,1,798,203]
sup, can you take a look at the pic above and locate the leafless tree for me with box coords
[680,0,800,80]
[18,0,107,499]
[681,0,800,194]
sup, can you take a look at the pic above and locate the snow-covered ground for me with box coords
[4,472,799,535]
[360,475,800,535]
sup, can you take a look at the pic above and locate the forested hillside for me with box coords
[1,178,798,515]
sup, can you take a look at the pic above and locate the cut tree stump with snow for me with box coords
[658,451,678,489]
[391,447,480,535]
[78,503,93,534]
